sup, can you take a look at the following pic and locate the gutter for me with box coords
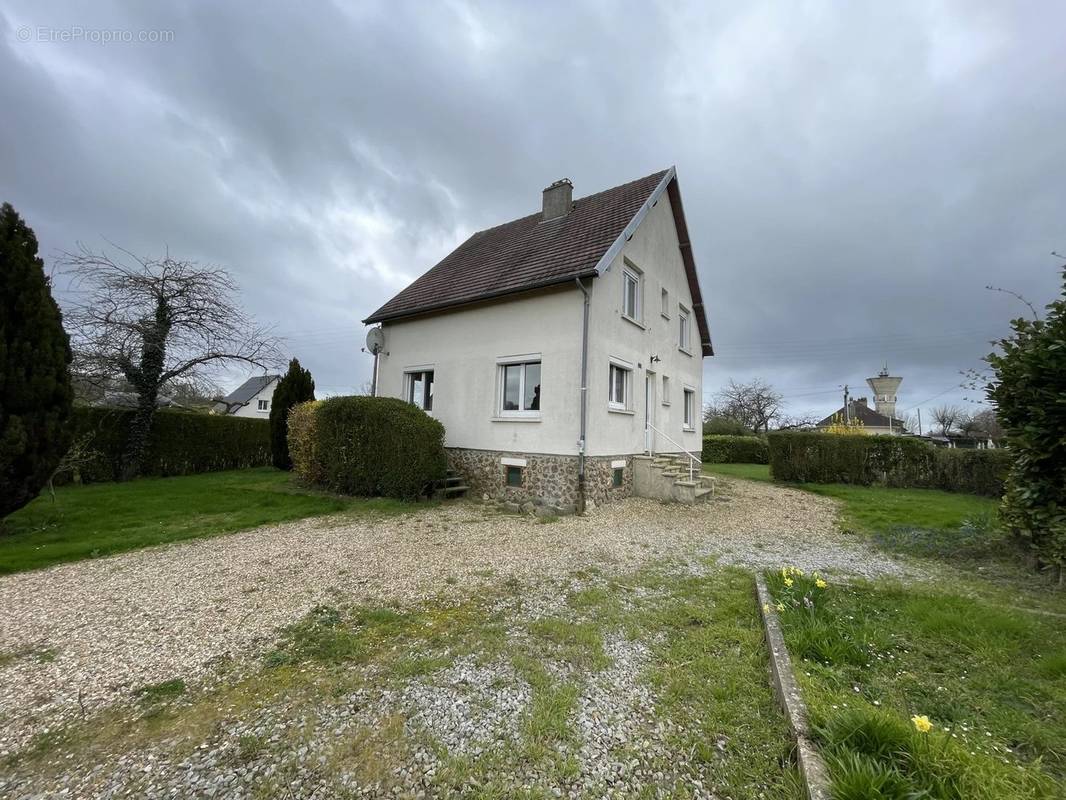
[575,276,591,514]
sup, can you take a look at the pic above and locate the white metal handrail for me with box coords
[647,422,702,481]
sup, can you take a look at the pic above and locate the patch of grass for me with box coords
[767,571,1066,797]
[702,462,772,482]
[528,617,609,669]
[134,678,187,704]
[0,468,424,574]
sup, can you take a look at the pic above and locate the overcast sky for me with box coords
[3,1,1064,425]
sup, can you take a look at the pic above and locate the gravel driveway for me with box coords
[0,476,912,758]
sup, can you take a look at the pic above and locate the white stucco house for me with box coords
[214,374,280,418]
[363,168,713,511]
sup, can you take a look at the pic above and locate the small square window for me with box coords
[257,399,269,411]
[678,306,691,352]
[406,369,434,411]
[661,287,670,318]
[505,465,523,487]
[612,467,624,488]
[499,360,541,416]
[662,375,671,405]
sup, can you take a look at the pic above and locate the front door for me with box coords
[644,372,655,453]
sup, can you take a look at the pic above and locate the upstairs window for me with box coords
[500,360,541,416]
[609,362,631,410]
[678,305,691,352]
[683,388,696,430]
[257,399,269,412]
[661,287,670,318]
[406,369,434,411]
[622,264,642,322]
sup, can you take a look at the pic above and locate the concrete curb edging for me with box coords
[754,574,832,800]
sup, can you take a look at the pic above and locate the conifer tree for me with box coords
[270,358,315,469]
[1,203,74,518]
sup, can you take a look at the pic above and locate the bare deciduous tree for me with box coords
[61,245,281,479]
[931,404,962,436]
[715,379,783,433]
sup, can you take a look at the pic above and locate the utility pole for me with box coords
[917,407,922,436]
[843,384,850,423]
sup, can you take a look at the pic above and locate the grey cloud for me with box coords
[1,0,1063,410]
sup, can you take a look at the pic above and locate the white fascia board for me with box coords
[591,166,675,277]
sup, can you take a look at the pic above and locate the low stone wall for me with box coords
[447,448,632,515]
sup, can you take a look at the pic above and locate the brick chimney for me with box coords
[542,178,573,221]
[856,397,868,407]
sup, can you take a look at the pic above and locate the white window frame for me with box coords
[660,286,670,318]
[608,358,633,412]
[682,386,696,430]
[621,261,643,324]
[496,355,542,418]
[678,304,691,353]
[662,375,671,405]
[404,367,435,412]
[257,399,269,412]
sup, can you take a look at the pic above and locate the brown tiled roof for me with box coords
[363,169,713,356]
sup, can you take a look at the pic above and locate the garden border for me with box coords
[754,574,831,800]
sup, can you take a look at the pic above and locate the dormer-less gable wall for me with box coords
[585,190,704,457]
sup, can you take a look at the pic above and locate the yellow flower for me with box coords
[776,602,785,612]
[912,715,933,733]
[816,578,828,589]
[762,603,771,613]
[783,577,794,588]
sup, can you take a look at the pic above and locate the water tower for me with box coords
[866,365,902,419]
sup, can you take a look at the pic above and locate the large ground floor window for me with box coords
[406,369,434,411]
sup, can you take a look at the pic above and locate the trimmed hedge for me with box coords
[62,406,271,483]
[702,435,769,464]
[304,396,447,500]
[287,401,323,486]
[767,432,1010,497]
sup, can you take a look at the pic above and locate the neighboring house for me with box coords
[817,367,906,435]
[214,375,280,417]
[816,398,907,435]
[364,168,713,512]
[917,433,997,449]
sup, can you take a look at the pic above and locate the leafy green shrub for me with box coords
[984,267,1066,570]
[312,396,446,500]
[287,400,322,485]
[702,415,755,436]
[767,432,1009,497]
[701,434,768,464]
[61,407,271,483]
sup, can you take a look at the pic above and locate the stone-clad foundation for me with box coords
[446,448,633,514]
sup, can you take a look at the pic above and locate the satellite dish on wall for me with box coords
[365,326,385,355]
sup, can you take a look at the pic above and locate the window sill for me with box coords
[662,402,671,407]
[491,415,541,423]
[682,426,696,432]
[608,407,635,415]
[661,313,671,320]
[621,315,646,330]
[678,347,693,357]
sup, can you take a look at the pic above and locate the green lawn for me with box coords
[0,469,421,575]
[766,570,1066,799]
[705,463,1002,560]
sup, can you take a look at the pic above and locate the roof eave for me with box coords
[362,270,598,325]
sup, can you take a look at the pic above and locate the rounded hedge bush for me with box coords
[311,396,447,500]
[702,434,768,464]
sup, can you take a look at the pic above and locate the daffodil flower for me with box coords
[816,578,828,589]
[912,715,933,733]
[783,577,793,588]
